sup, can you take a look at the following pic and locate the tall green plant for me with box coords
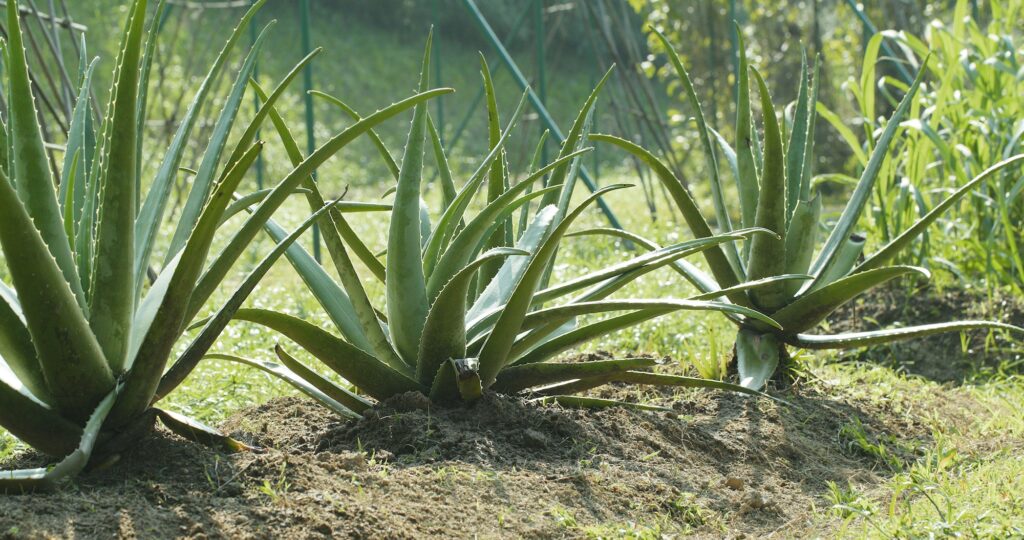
[0,0,447,491]
[592,29,1024,390]
[210,36,782,414]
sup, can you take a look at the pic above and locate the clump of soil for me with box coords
[827,283,1024,382]
[0,378,939,539]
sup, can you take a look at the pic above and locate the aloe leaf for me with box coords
[60,58,98,229]
[0,389,117,493]
[428,360,459,402]
[225,309,422,400]
[154,197,337,401]
[808,60,928,285]
[155,408,254,453]
[250,82,386,284]
[426,181,559,300]
[736,329,780,390]
[773,266,930,334]
[426,115,458,211]
[687,274,813,301]
[62,151,80,246]
[799,57,821,202]
[466,205,559,331]
[783,194,822,296]
[0,378,80,458]
[192,87,452,323]
[273,345,372,414]
[6,0,85,309]
[310,90,400,179]
[540,67,614,217]
[0,169,112,419]
[134,0,268,284]
[385,32,435,365]
[134,1,168,198]
[510,307,671,367]
[205,353,360,419]
[733,26,758,232]
[417,248,527,387]
[857,154,1024,272]
[790,321,1024,350]
[745,68,789,312]
[478,55,513,288]
[219,188,321,226]
[0,292,49,403]
[89,0,149,374]
[784,51,811,224]
[651,29,742,275]
[492,357,658,394]
[520,130,551,235]
[477,185,630,385]
[610,370,783,402]
[589,134,746,305]
[420,94,531,272]
[166,22,274,260]
[533,395,672,412]
[811,234,865,291]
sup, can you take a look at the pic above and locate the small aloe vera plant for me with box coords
[592,30,1024,390]
[212,35,781,416]
[0,0,446,491]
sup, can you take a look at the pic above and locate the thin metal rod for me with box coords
[461,0,625,232]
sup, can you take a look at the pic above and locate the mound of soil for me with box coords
[827,284,1024,382]
[0,381,936,539]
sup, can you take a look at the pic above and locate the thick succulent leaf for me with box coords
[772,266,930,334]
[0,291,49,402]
[250,82,386,284]
[736,329,780,390]
[427,116,458,214]
[227,309,422,400]
[477,185,630,385]
[219,188,322,226]
[273,345,372,414]
[478,56,515,289]
[652,29,742,275]
[166,22,273,260]
[688,275,812,301]
[520,130,551,234]
[745,68,789,312]
[6,0,85,308]
[799,58,821,202]
[426,179,559,300]
[492,357,657,394]
[385,32,435,365]
[811,234,865,291]
[0,378,81,458]
[135,0,268,285]
[205,353,360,419]
[733,26,758,231]
[89,0,149,374]
[783,195,822,296]
[808,61,928,286]
[790,321,1024,350]
[466,206,558,332]
[134,0,168,196]
[154,198,338,402]
[310,90,400,179]
[155,408,254,452]
[59,58,99,231]
[417,248,527,387]
[0,169,112,419]
[857,155,1024,272]
[784,52,811,224]
[589,134,746,304]
[0,389,116,493]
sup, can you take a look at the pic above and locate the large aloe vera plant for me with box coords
[0,0,448,491]
[592,30,1024,390]
[213,36,781,416]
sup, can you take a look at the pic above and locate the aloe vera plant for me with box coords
[213,36,782,416]
[591,30,1024,390]
[0,0,449,491]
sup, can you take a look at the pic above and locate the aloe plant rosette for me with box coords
[212,36,781,416]
[0,0,447,491]
[592,29,1024,390]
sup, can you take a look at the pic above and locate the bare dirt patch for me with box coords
[0,373,945,539]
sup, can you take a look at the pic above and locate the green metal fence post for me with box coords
[300,0,321,262]
[462,0,625,232]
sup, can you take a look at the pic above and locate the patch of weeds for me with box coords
[839,418,917,471]
[665,492,707,528]
[826,481,876,519]
[255,463,290,504]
